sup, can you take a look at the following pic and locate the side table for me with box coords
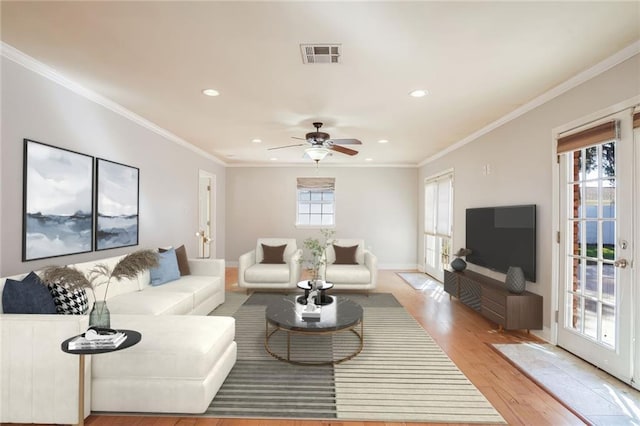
[297,280,334,305]
[61,329,142,426]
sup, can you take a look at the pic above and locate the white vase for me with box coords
[506,266,526,294]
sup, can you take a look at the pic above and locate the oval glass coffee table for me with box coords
[265,295,363,365]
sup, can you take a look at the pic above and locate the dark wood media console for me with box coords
[444,269,542,331]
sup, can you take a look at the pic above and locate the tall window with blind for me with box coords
[424,172,453,281]
[296,177,335,227]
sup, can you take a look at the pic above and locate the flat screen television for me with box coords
[465,204,536,282]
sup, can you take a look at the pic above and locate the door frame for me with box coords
[198,169,216,258]
[551,95,640,346]
[633,105,640,387]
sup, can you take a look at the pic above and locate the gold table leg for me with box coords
[77,354,85,426]
[264,319,364,365]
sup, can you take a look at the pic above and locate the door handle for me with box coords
[614,259,629,269]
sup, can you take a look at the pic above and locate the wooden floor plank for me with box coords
[15,269,585,426]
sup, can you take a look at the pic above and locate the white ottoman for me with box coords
[91,314,236,414]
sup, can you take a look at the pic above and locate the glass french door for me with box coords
[557,110,634,384]
[424,172,453,282]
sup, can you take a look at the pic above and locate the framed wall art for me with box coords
[22,139,94,261]
[95,158,139,250]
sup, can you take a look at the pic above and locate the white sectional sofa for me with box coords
[0,253,235,425]
[73,255,226,315]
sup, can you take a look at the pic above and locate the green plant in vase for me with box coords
[301,229,335,286]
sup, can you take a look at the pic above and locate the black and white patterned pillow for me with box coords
[47,283,89,315]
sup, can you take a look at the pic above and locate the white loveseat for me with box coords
[238,238,303,290]
[0,253,235,424]
[321,239,378,290]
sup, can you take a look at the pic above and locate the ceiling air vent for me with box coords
[300,44,341,64]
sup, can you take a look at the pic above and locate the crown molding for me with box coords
[225,162,417,168]
[418,40,640,167]
[1,42,227,166]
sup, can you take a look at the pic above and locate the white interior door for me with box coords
[557,110,634,384]
[424,172,453,282]
[198,170,215,258]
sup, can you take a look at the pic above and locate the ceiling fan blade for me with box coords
[328,138,362,145]
[329,145,359,156]
[267,143,305,151]
[291,136,308,141]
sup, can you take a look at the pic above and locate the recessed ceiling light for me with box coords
[270,157,278,161]
[409,89,428,98]
[365,158,373,162]
[378,139,389,144]
[202,88,220,97]
[251,139,262,143]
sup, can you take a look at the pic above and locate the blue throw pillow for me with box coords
[2,271,57,314]
[150,248,181,286]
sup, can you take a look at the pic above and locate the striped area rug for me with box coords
[207,292,505,423]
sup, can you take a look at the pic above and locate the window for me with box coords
[296,177,335,227]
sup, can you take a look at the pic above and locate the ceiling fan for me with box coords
[268,122,362,162]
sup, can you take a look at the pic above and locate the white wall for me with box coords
[418,54,640,335]
[0,57,226,276]
[225,166,417,268]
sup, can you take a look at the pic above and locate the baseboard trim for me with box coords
[224,261,419,270]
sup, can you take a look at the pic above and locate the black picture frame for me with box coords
[95,158,140,251]
[22,139,95,261]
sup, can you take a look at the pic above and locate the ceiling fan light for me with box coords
[305,147,329,161]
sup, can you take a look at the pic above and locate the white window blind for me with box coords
[424,182,436,234]
[437,177,452,236]
[425,174,452,237]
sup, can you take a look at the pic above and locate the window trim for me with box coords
[295,178,336,228]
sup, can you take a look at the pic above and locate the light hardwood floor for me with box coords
[36,269,587,426]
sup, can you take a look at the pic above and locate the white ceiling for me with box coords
[2,1,639,166]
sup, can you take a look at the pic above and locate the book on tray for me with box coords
[68,330,127,350]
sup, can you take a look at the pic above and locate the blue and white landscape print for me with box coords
[96,159,139,250]
[24,140,94,261]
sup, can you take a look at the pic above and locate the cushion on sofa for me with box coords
[146,275,221,306]
[255,238,297,264]
[47,282,89,315]
[260,244,286,264]
[106,290,193,315]
[244,264,291,283]
[325,264,372,284]
[1,272,57,314]
[94,315,236,379]
[150,249,181,286]
[333,244,359,264]
[159,245,191,276]
[326,239,365,265]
